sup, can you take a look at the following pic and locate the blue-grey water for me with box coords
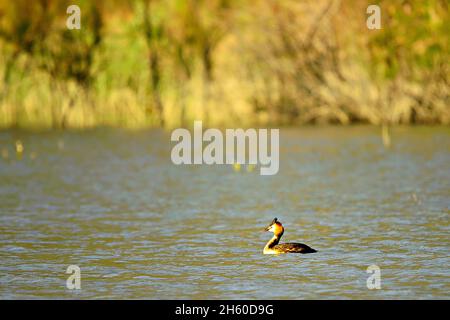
[0,126,449,299]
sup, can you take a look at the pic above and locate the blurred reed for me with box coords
[0,0,448,130]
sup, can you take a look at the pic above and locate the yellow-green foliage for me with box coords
[0,0,448,129]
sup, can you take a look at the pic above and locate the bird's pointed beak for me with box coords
[263,218,277,232]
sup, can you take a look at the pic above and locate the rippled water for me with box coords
[0,126,449,299]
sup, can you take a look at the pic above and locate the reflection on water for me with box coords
[0,126,449,299]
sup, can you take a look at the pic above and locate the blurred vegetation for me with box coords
[0,0,448,129]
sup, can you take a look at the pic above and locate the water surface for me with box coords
[0,126,449,299]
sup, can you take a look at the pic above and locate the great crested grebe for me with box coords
[263,218,317,254]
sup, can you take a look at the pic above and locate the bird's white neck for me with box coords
[264,234,281,250]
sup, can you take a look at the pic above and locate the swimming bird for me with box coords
[263,218,317,254]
